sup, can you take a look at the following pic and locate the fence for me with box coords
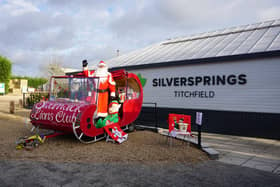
[135,102,158,131]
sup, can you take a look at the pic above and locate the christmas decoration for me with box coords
[83,60,116,118]
[25,60,143,144]
[95,100,121,128]
[168,114,192,137]
[104,124,128,144]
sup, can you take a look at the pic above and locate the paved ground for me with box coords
[200,132,280,175]
[159,128,280,175]
[0,160,279,187]
[0,95,28,117]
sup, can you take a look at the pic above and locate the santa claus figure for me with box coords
[83,60,116,118]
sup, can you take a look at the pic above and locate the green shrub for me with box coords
[0,56,12,94]
[26,92,49,108]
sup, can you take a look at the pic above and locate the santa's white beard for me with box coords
[95,66,108,83]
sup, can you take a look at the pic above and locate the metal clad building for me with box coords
[107,20,280,139]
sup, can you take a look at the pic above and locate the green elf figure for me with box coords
[173,117,179,129]
[95,100,121,128]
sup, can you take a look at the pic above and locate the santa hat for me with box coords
[98,60,106,67]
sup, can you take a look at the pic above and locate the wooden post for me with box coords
[10,101,15,114]
[198,125,201,148]
[19,99,23,108]
[196,112,203,148]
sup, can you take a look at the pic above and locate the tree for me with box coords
[0,56,12,94]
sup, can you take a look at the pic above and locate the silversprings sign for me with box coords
[152,74,247,98]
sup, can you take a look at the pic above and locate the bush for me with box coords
[27,77,48,89]
[26,92,49,108]
[0,56,12,94]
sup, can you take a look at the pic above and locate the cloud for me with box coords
[109,0,237,45]
[2,0,39,16]
[258,6,280,20]
[109,0,280,40]
[0,0,280,77]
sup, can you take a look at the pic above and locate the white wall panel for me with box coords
[131,58,280,113]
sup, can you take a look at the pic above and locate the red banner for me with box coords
[168,113,191,134]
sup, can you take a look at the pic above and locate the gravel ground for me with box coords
[0,116,208,163]
[0,95,208,163]
[0,95,279,186]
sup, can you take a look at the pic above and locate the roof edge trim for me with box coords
[110,50,280,71]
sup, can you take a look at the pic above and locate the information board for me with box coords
[0,83,5,94]
[196,112,203,125]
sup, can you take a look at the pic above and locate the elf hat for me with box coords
[109,100,119,108]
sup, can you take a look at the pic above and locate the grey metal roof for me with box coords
[107,19,280,69]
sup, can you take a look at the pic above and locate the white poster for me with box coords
[0,83,5,94]
[196,112,203,125]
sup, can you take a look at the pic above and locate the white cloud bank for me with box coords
[0,0,279,76]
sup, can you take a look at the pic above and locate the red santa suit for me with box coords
[83,60,116,117]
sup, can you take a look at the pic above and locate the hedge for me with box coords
[11,76,48,89]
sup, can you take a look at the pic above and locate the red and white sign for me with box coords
[31,101,87,124]
[168,113,191,135]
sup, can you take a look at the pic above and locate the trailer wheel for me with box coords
[128,123,136,132]
[72,120,105,144]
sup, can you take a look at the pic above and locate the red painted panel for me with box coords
[80,105,104,137]
[120,73,143,126]
[31,101,91,132]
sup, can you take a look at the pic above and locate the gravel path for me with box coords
[0,116,208,163]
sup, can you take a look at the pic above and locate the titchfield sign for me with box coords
[152,74,247,98]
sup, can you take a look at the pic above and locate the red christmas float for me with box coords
[29,65,143,144]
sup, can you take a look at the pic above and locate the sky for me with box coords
[1,0,280,77]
